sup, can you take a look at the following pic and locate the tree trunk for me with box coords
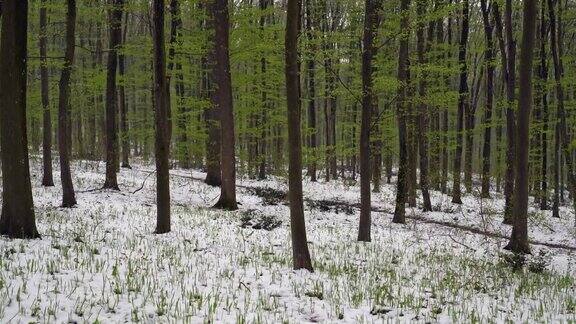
[451,0,470,204]
[503,0,516,224]
[119,12,130,169]
[103,0,123,190]
[152,0,171,234]
[212,0,237,210]
[305,0,317,182]
[547,0,576,219]
[0,0,40,239]
[538,0,549,210]
[505,0,536,254]
[358,0,381,242]
[393,0,411,224]
[40,0,54,187]
[286,0,313,271]
[58,0,77,208]
[416,0,432,212]
[169,0,189,169]
[257,0,270,180]
[480,0,494,198]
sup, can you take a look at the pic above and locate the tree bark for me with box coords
[103,0,124,190]
[505,0,537,254]
[538,0,549,210]
[212,0,237,210]
[40,0,54,187]
[119,11,130,169]
[480,0,494,198]
[0,0,40,239]
[451,0,470,204]
[393,0,411,224]
[547,0,576,219]
[286,0,313,271]
[58,0,77,208]
[152,0,171,234]
[305,0,317,182]
[169,0,189,169]
[416,0,432,212]
[503,0,516,224]
[358,0,382,242]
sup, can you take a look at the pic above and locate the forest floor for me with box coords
[0,158,575,323]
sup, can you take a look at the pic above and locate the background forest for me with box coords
[0,0,574,322]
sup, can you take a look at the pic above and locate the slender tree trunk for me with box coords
[152,0,171,234]
[547,0,576,218]
[505,0,536,254]
[0,0,40,239]
[393,0,411,224]
[305,0,317,182]
[212,0,237,210]
[451,0,470,204]
[257,0,270,180]
[441,9,452,194]
[103,0,123,190]
[503,0,516,224]
[40,0,54,187]
[119,12,130,169]
[169,0,189,169]
[539,0,549,210]
[286,0,313,271]
[358,0,381,242]
[58,0,77,208]
[203,10,222,188]
[480,0,494,198]
[416,0,432,211]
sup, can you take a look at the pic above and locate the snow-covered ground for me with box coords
[0,158,574,323]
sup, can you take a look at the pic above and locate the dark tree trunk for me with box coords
[257,0,270,180]
[305,0,317,182]
[416,0,432,212]
[286,0,313,271]
[441,9,453,194]
[212,0,237,210]
[169,0,189,169]
[103,0,124,190]
[58,0,77,208]
[393,0,411,224]
[0,0,40,239]
[538,0,549,210]
[503,0,516,224]
[480,0,494,198]
[119,12,130,169]
[547,0,576,218]
[505,0,536,255]
[451,0,470,204]
[358,0,382,242]
[40,0,54,187]
[152,0,171,234]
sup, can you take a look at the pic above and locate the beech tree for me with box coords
[451,0,470,204]
[393,0,411,224]
[505,0,537,254]
[58,0,77,208]
[358,0,382,242]
[211,0,237,210]
[103,0,124,190]
[286,0,313,271]
[40,0,54,187]
[0,0,40,238]
[152,0,171,234]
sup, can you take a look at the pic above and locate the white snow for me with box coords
[0,157,574,323]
